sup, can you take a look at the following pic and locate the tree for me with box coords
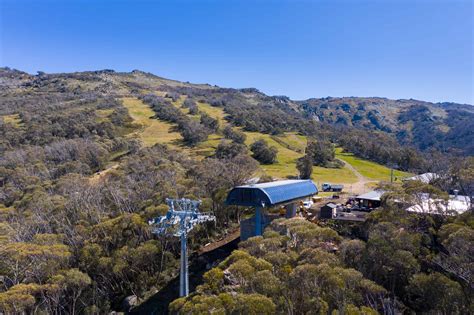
[234,294,276,315]
[215,140,247,159]
[0,284,37,314]
[339,239,366,271]
[200,112,219,132]
[435,224,474,285]
[296,155,313,179]
[200,268,224,294]
[0,239,71,286]
[223,125,246,144]
[182,97,196,109]
[188,103,199,115]
[406,272,464,314]
[187,154,257,224]
[49,269,91,315]
[364,222,420,294]
[165,92,180,102]
[179,120,209,145]
[305,139,342,168]
[169,293,275,315]
[451,156,474,197]
[250,139,277,164]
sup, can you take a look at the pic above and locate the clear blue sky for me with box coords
[1,0,472,104]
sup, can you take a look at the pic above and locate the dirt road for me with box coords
[337,158,377,195]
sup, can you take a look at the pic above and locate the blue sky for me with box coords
[1,0,472,104]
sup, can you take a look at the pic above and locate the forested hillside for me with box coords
[0,68,473,313]
[171,191,474,314]
[299,97,474,156]
[0,68,259,312]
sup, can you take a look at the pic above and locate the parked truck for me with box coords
[322,183,344,192]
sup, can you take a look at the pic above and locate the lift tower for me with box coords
[149,198,215,297]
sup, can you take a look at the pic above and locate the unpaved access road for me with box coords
[337,158,378,195]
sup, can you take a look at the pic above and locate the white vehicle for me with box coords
[302,200,313,209]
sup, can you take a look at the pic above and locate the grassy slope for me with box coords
[121,97,182,147]
[244,131,302,178]
[312,165,358,185]
[335,148,412,181]
[1,114,23,128]
[96,109,115,123]
[197,101,228,123]
[242,131,358,183]
[120,96,409,185]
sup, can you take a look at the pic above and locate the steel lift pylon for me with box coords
[149,198,215,297]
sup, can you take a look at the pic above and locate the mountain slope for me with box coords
[298,97,474,155]
[1,67,472,159]
[0,67,471,314]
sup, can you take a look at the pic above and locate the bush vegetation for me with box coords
[1,68,472,314]
[170,182,474,314]
[250,139,278,164]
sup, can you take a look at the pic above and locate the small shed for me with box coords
[226,180,318,240]
[320,203,337,219]
[356,190,385,210]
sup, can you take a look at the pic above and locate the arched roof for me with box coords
[226,180,318,207]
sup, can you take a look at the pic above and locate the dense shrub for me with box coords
[305,139,343,168]
[214,140,247,159]
[223,125,246,144]
[200,112,219,132]
[179,119,210,146]
[250,139,278,164]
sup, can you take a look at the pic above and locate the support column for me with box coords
[285,203,297,218]
[255,206,262,236]
[179,232,189,297]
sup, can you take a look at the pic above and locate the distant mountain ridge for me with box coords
[297,97,474,155]
[1,67,472,156]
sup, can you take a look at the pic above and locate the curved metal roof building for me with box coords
[226,179,318,207]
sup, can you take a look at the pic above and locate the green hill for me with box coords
[121,96,411,189]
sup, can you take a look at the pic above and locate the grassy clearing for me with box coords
[96,109,114,122]
[242,131,360,183]
[335,148,412,181]
[197,102,228,124]
[317,191,336,198]
[312,165,358,185]
[121,97,182,147]
[243,131,302,178]
[124,96,225,157]
[193,134,223,157]
[271,133,305,153]
[2,114,23,128]
[275,133,307,152]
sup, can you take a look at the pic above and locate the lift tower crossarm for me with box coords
[149,198,215,297]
